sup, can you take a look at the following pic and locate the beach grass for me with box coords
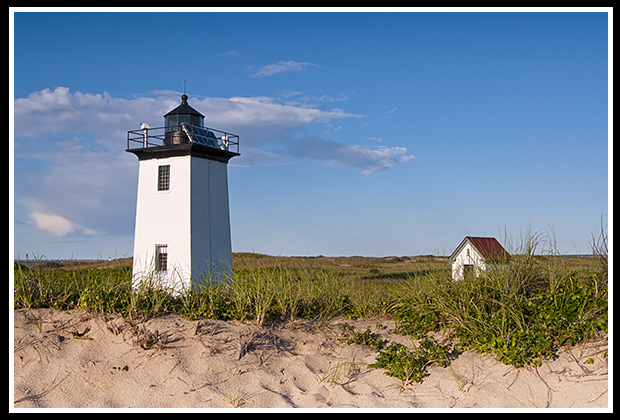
[13,229,607,371]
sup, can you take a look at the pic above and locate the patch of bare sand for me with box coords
[12,309,609,409]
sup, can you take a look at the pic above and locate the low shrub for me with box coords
[369,337,460,383]
[391,246,608,367]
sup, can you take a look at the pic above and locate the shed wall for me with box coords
[451,242,487,281]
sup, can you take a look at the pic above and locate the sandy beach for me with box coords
[13,308,609,410]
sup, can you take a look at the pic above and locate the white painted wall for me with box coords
[451,242,487,281]
[131,154,233,292]
[132,155,192,290]
[190,156,232,286]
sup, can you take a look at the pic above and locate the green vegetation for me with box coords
[14,229,608,382]
[369,337,460,383]
[339,323,385,350]
[391,235,608,368]
[13,255,446,322]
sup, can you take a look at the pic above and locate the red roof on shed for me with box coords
[450,236,510,262]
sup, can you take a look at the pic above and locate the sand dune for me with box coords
[13,309,608,410]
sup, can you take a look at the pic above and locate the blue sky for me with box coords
[11,9,610,259]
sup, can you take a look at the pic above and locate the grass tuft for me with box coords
[14,227,607,375]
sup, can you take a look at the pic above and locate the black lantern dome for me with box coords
[164,94,205,126]
[164,94,205,145]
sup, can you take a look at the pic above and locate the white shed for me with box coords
[449,236,510,281]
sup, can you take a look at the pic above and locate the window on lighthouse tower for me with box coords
[155,244,168,272]
[158,165,170,191]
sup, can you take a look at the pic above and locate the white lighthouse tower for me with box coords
[127,94,239,291]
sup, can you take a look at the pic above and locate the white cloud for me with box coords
[287,137,415,175]
[13,87,415,243]
[354,145,415,175]
[14,87,359,147]
[28,212,74,236]
[14,87,169,143]
[14,88,414,176]
[250,60,320,78]
[27,211,97,237]
[219,50,240,57]
[214,96,358,127]
[278,90,351,106]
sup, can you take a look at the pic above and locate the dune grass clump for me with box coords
[390,230,608,367]
[13,261,134,314]
[13,261,401,323]
[14,227,607,372]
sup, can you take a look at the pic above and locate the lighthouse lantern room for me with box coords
[127,94,239,292]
